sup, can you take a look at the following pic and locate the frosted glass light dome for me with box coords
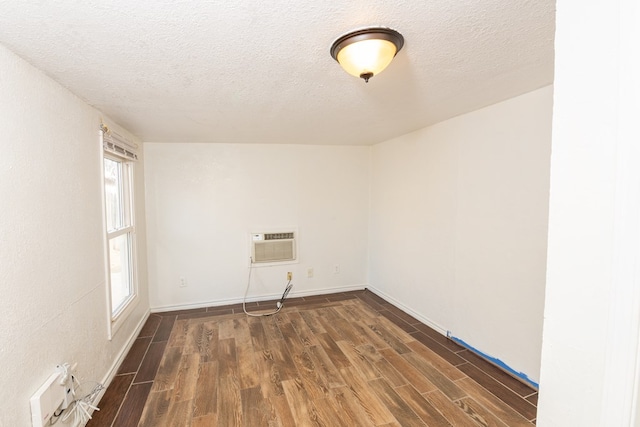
[330,27,404,83]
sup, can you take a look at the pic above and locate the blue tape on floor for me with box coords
[447,333,539,389]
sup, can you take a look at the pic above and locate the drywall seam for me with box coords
[150,284,367,313]
[5,282,104,353]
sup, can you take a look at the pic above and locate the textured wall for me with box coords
[369,86,553,383]
[0,44,149,426]
[144,143,370,310]
[537,0,640,424]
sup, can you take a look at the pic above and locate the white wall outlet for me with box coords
[307,267,314,278]
[333,264,340,274]
[179,277,187,287]
[287,272,293,281]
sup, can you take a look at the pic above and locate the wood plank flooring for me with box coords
[88,290,538,426]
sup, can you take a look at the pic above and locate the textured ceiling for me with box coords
[0,0,555,145]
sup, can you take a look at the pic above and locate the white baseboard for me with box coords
[365,285,449,336]
[151,284,367,313]
[365,286,538,389]
[87,309,151,422]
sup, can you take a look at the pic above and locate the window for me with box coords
[101,125,138,337]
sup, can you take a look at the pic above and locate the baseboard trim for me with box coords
[365,285,449,336]
[448,335,539,389]
[91,309,151,412]
[150,284,367,313]
[366,285,539,390]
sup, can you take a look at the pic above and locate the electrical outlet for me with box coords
[287,272,293,281]
[333,264,340,274]
[307,268,314,278]
[179,277,187,287]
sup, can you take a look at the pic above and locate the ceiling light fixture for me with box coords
[330,27,404,83]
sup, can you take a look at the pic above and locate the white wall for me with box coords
[537,0,640,425]
[0,44,149,426]
[369,86,553,384]
[144,143,370,310]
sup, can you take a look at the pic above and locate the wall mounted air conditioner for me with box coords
[251,231,296,263]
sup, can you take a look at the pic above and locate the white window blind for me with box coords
[101,124,138,161]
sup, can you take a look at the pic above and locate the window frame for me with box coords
[102,148,139,339]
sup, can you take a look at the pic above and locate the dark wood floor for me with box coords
[87,290,537,426]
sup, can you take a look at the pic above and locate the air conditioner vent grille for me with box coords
[264,232,294,240]
[251,231,297,263]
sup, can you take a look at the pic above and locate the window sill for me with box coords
[108,294,140,340]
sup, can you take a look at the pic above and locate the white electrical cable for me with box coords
[243,257,292,317]
[60,379,104,426]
